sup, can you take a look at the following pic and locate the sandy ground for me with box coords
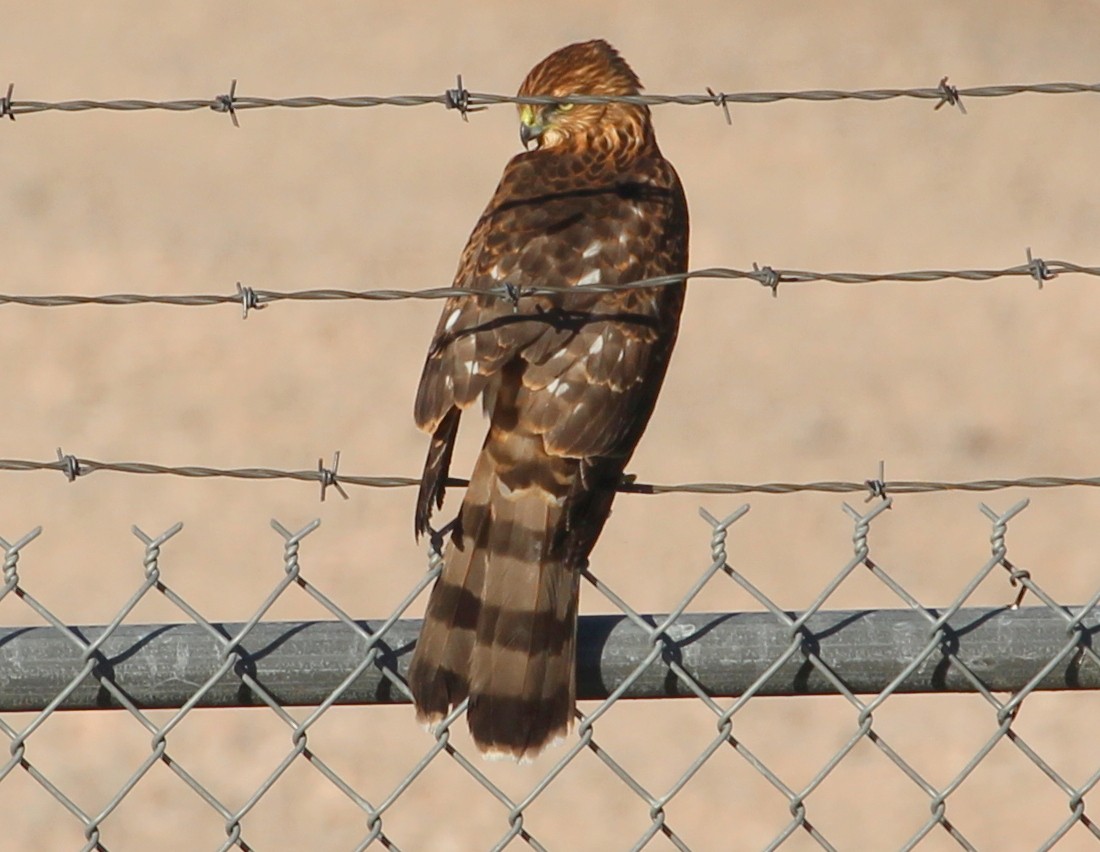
[3,1,1100,849]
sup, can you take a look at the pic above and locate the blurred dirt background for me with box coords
[3,1,1100,849]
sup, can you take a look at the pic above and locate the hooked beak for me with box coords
[520,121,541,149]
[519,105,543,150]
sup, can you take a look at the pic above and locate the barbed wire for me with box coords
[3,451,1099,502]
[2,77,1099,123]
[0,253,1090,314]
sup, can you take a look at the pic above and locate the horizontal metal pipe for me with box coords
[0,606,1093,712]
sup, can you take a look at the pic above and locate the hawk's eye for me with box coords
[557,102,575,112]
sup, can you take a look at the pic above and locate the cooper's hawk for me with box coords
[408,39,689,759]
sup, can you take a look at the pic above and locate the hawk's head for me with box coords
[517,39,654,156]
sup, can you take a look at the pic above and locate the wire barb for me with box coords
[235,282,263,318]
[864,460,889,503]
[1025,247,1054,289]
[444,74,484,121]
[0,83,14,121]
[934,76,967,114]
[751,262,781,296]
[502,281,523,311]
[317,451,349,502]
[212,78,240,127]
[55,447,81,482]
[706,87,732,125]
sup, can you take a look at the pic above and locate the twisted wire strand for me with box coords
[3,455,1099,498]
[1,257,1095,309]
[2,79,1099,120]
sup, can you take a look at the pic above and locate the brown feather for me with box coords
[408,39,689,759]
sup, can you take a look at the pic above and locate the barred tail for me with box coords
[408,424,579,759]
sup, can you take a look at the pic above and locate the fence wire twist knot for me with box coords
[1026,247,1055,288]
[55,447,81,482]
[934,76,967,114]
[211,79,240,128]
[0,83,14,121]
[444,75,485,121]
[235,282,263,318]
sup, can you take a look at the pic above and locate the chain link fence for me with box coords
[1,492,1097,850]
